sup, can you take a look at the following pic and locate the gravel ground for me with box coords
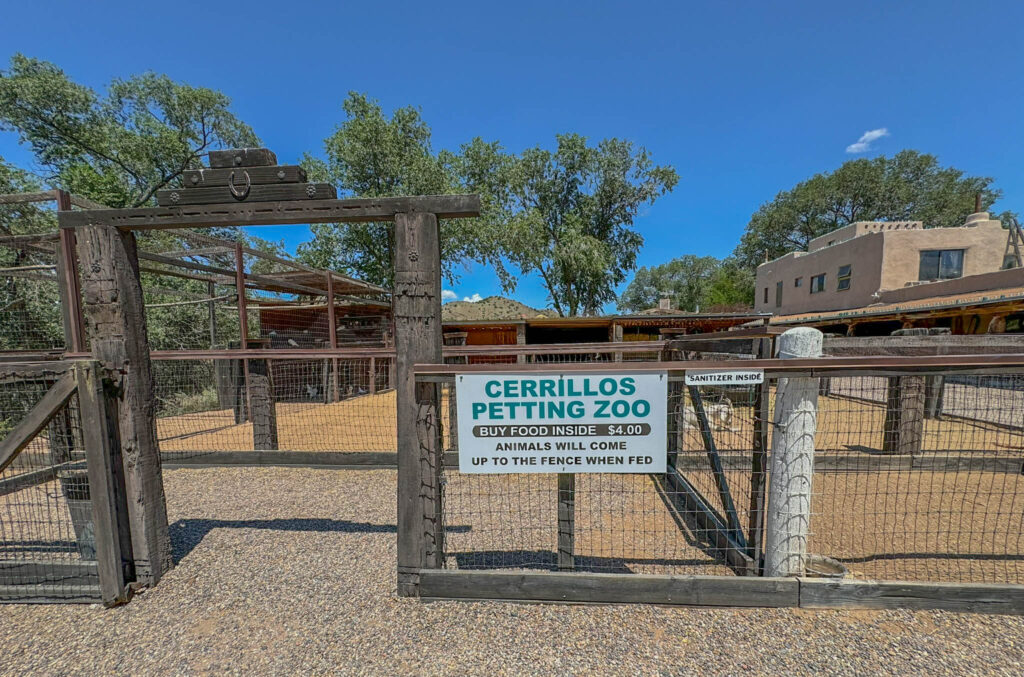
[2,467,1024,676]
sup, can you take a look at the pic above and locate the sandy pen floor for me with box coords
[153,386,1024,457]
[157,390,399,452]
[2,467,1024,675]
[441,464,1024,584]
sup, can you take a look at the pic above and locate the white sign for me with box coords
[456,372,667,474]
[684,369,764,386]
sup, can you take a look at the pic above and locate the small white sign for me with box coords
[456,372,667,474]
[684,369,764,386]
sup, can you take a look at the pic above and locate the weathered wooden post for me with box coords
[882,329,927,453]
[76,361,133,605]
[74,223,172,586]
[326,272,339,403]
[747,337,772,570]
[764,327,822,578]
[207,280,218,348]
[249,358,278,450]
[924,375,945,420]
[611,322,624,363]
[557,473,575,570]
[395,211,444,596]
[234,241,251,422]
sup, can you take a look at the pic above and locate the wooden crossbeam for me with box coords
[58,194,481,230]
[0,372,77,473]
[0,190,58,205]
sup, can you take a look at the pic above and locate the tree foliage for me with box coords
[297,93,488,287]
[617,255,754,313]
[299,94,678,315]
[734,150,1005,268]
[474,134,678,316]
[0,54,259,208]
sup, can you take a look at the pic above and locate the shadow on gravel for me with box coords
[169,518,470,563]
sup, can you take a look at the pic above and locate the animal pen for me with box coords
[1,155,1024,613]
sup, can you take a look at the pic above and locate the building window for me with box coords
[763,287,768,304]
[919,249,964,281]
[837,264,852,291]
[775,281,783,307]
[794,277,803,288]
[810,273,826,293]
[827,240,835,246]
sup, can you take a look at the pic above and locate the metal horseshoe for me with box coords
[228,170,251,200]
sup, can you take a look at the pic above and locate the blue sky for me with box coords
[3,1,1022,310]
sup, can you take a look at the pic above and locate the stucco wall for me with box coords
[755,233,885,314]
[878,218,1007,290]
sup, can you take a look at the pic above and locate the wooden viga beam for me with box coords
[58,195,482,230]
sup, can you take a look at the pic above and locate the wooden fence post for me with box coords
[557,473,575,570]
[611,322,623,363]
[75,223,172,586]
[747,337,772,571]
[516,323,527,364]
[76,362,133,605]
[234,241,251,422]
[882,328,927,454]
[326,272,339,403]
[924,375,945,420]
[249,359,278,450]
[764,327,822,578]
[395,211,443,596]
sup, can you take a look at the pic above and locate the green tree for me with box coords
[0,158,63,351]
[0,54,259,208]
[297,93,492,287]
[734,150,1005,268]
[475,134,678,316]
[705,259,755,309]
[617,255,754,313]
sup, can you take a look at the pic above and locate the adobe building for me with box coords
[755,212,1011,317]
[754,211,1024,335]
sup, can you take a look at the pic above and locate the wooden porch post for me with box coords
[395,211,444,596]
[75,223,172,586]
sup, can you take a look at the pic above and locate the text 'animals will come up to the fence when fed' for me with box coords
[456,373,667,474]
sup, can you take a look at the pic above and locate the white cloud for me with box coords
[462,293,483,303]
[846,128,889,154]
[441,289,457,302]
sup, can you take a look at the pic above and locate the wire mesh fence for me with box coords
[436,365,1024,585]
[1,371,100,602]
[152,355,397,459]
[0,242,66,352]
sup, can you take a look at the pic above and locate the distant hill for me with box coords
[442,296,559,322]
